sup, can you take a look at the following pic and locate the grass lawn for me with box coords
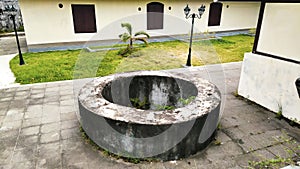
[10,34,254,84]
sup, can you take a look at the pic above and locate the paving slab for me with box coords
[0,62,299,169]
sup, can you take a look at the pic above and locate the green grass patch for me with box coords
[11,50,80,84]
[248,157,294,169]
[209,34,254,63]
[10,50,122,84]
[10,35,254,84]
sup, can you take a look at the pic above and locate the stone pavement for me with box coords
[0,62,300,169]
[0,32,27,89]
[0,33,27,56]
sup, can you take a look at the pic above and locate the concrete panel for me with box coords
[238,53,300,123]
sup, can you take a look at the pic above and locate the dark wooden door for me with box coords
[208,2,223,26]
[147,2,164,30]
[71,4,97,33]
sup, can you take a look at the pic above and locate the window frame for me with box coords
[208,2,223,27]
[71,4,97,33]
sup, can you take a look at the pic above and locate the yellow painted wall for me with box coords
[19,0,260,45]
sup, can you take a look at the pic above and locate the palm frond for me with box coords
[119,33,131,42]
[134,31,150,38]
[121,23,132,36]
[134,37,148,45]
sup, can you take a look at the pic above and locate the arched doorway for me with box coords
[147,2,164,30]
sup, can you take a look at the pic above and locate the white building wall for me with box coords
[19,0,259,46]
[257,3,300,62]
[208,2,259,32]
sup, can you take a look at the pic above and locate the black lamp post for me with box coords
[4,5,25,65]
[296,78,300,99]
[184,4,205,67]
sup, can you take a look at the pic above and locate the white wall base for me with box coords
[238,53,300,123]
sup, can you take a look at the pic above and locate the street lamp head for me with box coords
[4,5,18,16]
[184,4,191,17]
[198,5,206,18]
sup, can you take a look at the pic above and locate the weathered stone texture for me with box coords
[0,0,23,31]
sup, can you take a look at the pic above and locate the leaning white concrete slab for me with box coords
[0,54,19,89]
[238,53,300,123]
[238,1,300,124]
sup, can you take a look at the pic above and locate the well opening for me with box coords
[101,75,198,110]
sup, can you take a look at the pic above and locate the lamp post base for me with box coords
[181,64,193,68]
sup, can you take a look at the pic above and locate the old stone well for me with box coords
[78,71,221,161]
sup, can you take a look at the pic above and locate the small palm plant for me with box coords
[118,23,150,56]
